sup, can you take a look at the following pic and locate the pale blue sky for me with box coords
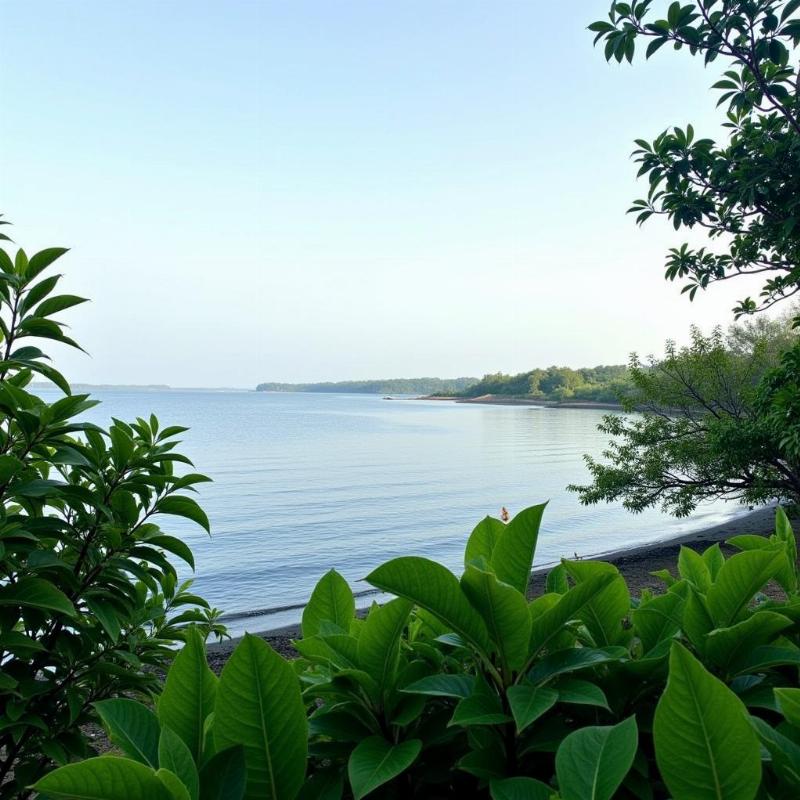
[0,1,762,387]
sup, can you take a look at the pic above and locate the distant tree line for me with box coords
[458,364,631,403]
[255,377,478,395]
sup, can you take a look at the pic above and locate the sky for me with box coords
[0,1,768,388]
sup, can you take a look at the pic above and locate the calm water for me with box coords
[41,390,740,635]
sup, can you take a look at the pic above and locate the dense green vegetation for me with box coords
[255,377,478,395]
[572,313,800,515]
[0,233,223,798]
[457,365,630,403]
[36,504,800,799]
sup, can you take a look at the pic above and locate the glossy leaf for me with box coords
[347,736,421,800]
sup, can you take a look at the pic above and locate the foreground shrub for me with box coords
[0,230,222,798]
[37,504,800,799]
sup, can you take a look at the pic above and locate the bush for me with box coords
[36,504,800,799]
[0,230,223,798]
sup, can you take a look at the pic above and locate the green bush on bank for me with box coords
[0,229,224,799]
[36,504,800,800]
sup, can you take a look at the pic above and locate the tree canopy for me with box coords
[591,0,800,318]
[571,312,800,515]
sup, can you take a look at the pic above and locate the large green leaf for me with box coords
[215,634,307,800]
[401,674,475,698]
[750,716,800,793]
[562,561,630,646]
[556,678,611,711]
[706,549,785,628]
[653,642,761,800]
[32,756,174,800]
[198,746,247,800]
[775,687,800,728]
[357,597,412,695]
[677,546,711,591]
[490,503,546,594]
[489,777,553,800]
[347,736,421,800]
[0,576,76,617]
[302,569,355,637]
[94,699,160,768]
[157,495,211,534]
[528,647,626,684]
[450,691,511,726]
[631,590,684,652]
[460,564,531,672]
[465,515,506,567]
[506,684,558,733]
[555,716,638,800]
[528,572,616,656]
[704,610,793,671]
[366,557,491,654]
[159,726,199,800]
[158,627,218,760]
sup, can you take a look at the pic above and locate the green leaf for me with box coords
[529,572,616,655]
[775,688,800,728]
[159,726,200,800]
[465,515,506,567]
[156,768,191,800]
[490,777,552,800]
[148,535,196,570]
[26,247,68,279]
[32,756,173,800]
[506,684,558,733]
[653,642,761,800]
[215,634,307,800]
[460,564,531,671]
[556,678,611,711]
[86,597,122,643]
[401,673,475,698]
[302,569,355,637]
[750,716,800,792]
[34,293,88,318]
[0,576,76,617]
[158,627,218,760]
[490,503,546,594]
[562,561,630,646]
[632,590,684,652]
[704,610,793,671]
[555,716,638,800]
[450,691,511,726]
[347,736,421,800]
[357,597,412,695]
[677,547,711,591]
[198,746,247,800]
[706,549,785,627]
[94,699,160,768]
[528,647,627,684]
[366,556,491,654]
[158,495,211,534]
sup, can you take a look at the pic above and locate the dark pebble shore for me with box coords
[205,505,784,672]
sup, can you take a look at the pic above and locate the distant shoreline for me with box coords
[206,505,780,668]
[420,394,624,411]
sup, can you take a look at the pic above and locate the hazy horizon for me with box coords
[1,1,770,388]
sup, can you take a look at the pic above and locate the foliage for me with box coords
[255,377,479,396]
[459,364,630,403]
[571,318,800,515]
[590,0,800,318]
[38,504,800,799]
[0,230,222,798]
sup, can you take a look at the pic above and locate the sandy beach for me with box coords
[206,504,783,670]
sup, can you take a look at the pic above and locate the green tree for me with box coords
[570,318,800,515]
[590,0,800,318]
[0,224,222,798]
